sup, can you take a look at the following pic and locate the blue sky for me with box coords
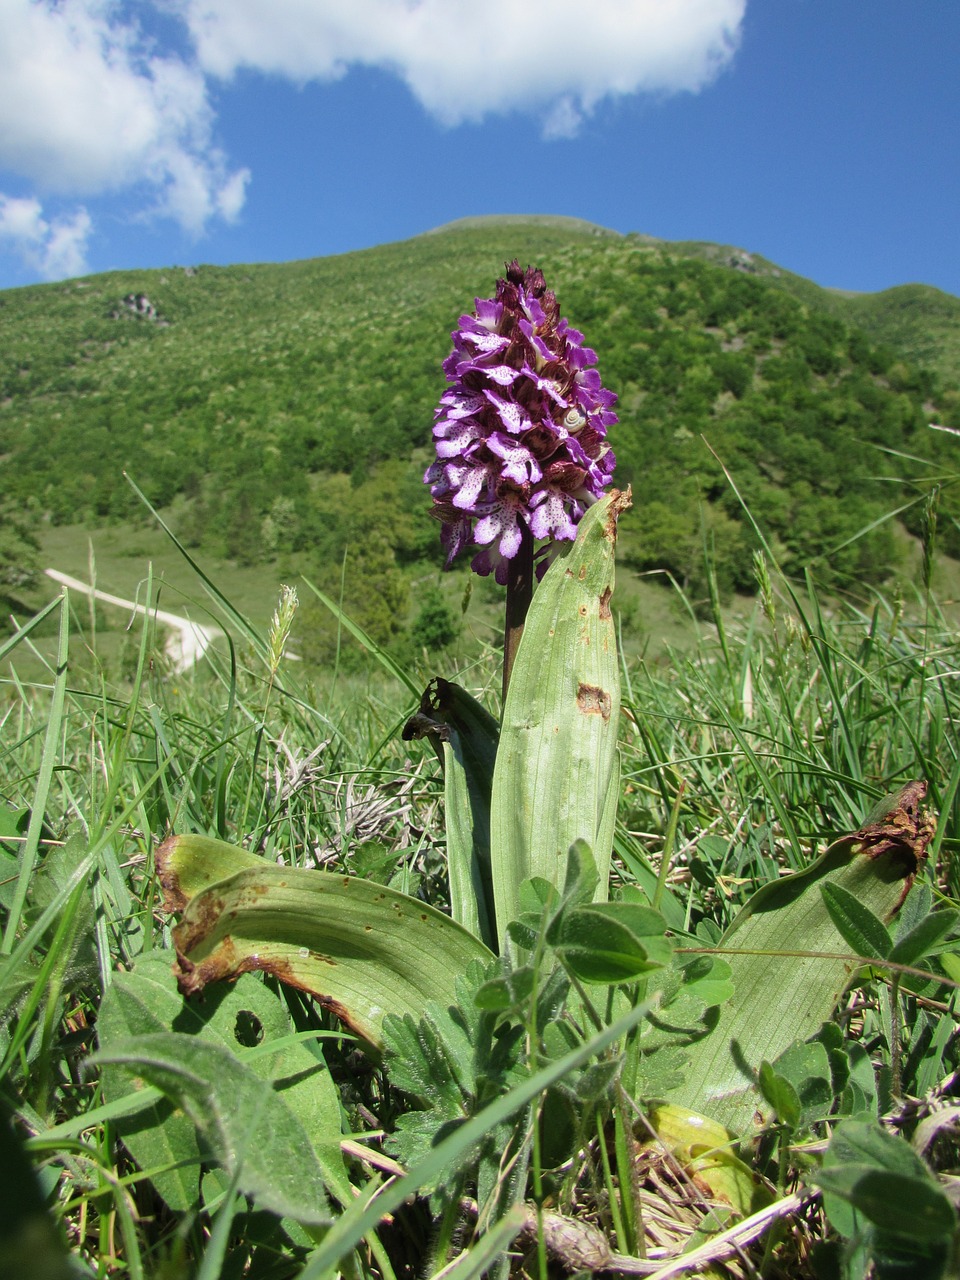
[0,1,957,296]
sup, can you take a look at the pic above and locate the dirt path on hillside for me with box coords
[45,569,222,673]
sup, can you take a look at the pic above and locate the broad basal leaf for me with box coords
[97,952,348,1213]
[158,834,494,1048]
[665,782,935,1132]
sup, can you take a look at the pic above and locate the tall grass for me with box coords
[1,550,958,1277]
[618,565,959,934]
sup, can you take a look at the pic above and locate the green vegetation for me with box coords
[2,217,959,622]
[3,219,960,1276]
[845,283,960,388]
[2,518,959,1278]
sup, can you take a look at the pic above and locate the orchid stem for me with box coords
[502,522,534,706]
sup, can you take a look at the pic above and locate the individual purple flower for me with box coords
[425,261,617,583]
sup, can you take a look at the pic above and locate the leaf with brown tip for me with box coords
[158,833,493,1048]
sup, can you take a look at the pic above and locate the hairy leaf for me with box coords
[817,1119,956,1242]
[553,901,673,984]
[381,963,526,1194]
[820,882,892,960]
[889,908,960,968]
[92,1033,331,1225]
[97,952,347,1213]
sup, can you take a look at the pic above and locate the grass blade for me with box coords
[1,591,69,954]
[297,993,657,1280]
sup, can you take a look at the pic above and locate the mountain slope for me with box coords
[842,284,960,386]
[1,218,957,598]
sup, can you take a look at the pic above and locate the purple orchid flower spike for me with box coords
[425,261,617,701]
[425,261,618,586]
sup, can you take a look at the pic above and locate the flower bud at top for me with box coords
[425,261,618,583]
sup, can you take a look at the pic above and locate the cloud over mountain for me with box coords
[182,0,745,133]
[0,195,91,281]
[0,0,743,278]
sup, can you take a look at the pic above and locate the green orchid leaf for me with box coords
[156,831,265,909]
[402,678,499,949]
[490,491,630,942]
[157,833,493,1049]
[666,782,934,1132]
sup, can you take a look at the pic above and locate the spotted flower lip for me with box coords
[426,261,617,583]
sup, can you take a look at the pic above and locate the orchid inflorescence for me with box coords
[425,261,618,583]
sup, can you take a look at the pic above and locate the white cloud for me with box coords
[43,207,94,279]
[0,194,92,280]
[149,149,251,236]
[179,0,746,132]
[0,0,743,280]
[0,195,45,244]
[216,167,250,223]
[542,97,583,143]
[0,0,248,233]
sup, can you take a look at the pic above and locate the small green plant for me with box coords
[816,1119,959,1279]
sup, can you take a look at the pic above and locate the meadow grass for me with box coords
[1,552,958,1279]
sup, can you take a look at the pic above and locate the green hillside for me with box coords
[583,228,960,386]
[1,216,958,626]
[843,283,960,386]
